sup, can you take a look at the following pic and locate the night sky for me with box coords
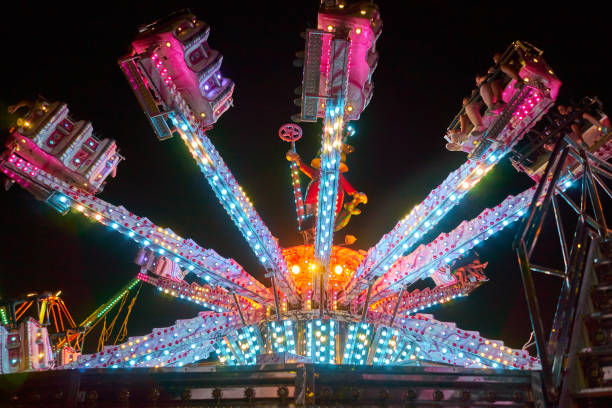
[1,2,610,354]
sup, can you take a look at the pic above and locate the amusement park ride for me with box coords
[1,2,612,407]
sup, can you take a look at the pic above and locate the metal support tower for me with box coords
[513,132,612,404]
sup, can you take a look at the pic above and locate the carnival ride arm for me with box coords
[0,154,272,306]
[175,127,299,304]
[387,313,541,370]
[343,312,540,369]
[340,82,555,304]
[364,187,538,304]
[68,310,263,368]
[137,271,233,313]
[366,275,484,323]
[313,102,346,302]
[364,161,579,306]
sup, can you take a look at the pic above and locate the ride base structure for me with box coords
[1,3,612,407]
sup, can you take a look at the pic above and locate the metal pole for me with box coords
[585,177,605,235]
[593,173,612,200]
[581,165,587,215]
[580,149,609,237]
[564,134,612,173]
[361,283,373,322]
[557,189,580,215]
[516,241,555,399]
[552,196,569,273]
[319,267,325,318]
[527,146,570,258]
[270,277,281,320]
[515,137,565,249]
[389,286,406,326]
[530,264,565,278]
[232,292,246,325]
[548,218,589,391]
[556,190,602,232]
[590,162,612,181]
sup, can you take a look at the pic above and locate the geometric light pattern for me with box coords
[73,311,240,369]
[215,325,263,365]
[1,7,570,374]
[306,319,336,364]
[343,85,553,304]
[343,322,374,365]
[268,320,297,354]
[370,326,407,366]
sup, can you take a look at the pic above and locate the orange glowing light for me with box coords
[282,245,364,294]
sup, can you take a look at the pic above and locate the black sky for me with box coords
[1,2,610,353]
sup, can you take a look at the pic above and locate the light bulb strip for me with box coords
[1,155,271,305]
[146,53,297,303]
[306,318,337,364]
[342,322,374,365]
[367,188,536,303]
[138,273,235,313]
[215,324,264,365]
[370,327,407,366]
[368,279,484,320]
[68,310,243,368]
[313,100,346,300]
[367,167,577,303]
[289,160,306,227]
[389,314,540,370]
[343,84,553,302]
[268,319,297,355]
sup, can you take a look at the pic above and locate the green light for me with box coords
[0,307,8,325]
[94,283,138,318]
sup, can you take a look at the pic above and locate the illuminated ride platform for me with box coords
[2,3,612,408]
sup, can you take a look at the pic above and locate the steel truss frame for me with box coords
[513,133,611,403]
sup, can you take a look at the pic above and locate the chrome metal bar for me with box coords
[361,283,373,322]
[581,149,609,237]
[530,264,565,278]
[513,139,571,402]
[583,144,612,173]
[552,196,569,273]
[592,172,612,200]
[232,292,246,325]
[591,163,612,181]
[558,237,600,406]
[581,161,587,215]
[566,143,582,159]
[270,277,281,320]
[389,286,406,326]
[527,146,569,258]
[557,190,602,231]
[564,134,612,179]
[518,104,582,163]
[516,240,554,399]
[548,219,589,392]
[557,189,580,215]
[563,133,612,171]
[516,137,565,250]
